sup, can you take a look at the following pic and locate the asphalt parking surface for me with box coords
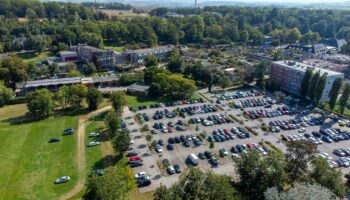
[127,89,350,193]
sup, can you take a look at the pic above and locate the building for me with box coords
[76,44,116,71]
[319,38,348,51]
[16,75,121,95]
[270,60,344,103]
[59,51,78,62]
[286,44,327,57]
[126,82,149,96]
[125,45,174,64]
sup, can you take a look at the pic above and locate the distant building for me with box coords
[59,51,78,62]
[270,60,344,103]
[164,12,184,18]
[319,38,347,51]
[286,44,327,57]
[125,45,174,64]
[76,44,116,71]
[126,82,149,96]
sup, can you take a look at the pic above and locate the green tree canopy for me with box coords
[27,88,54,117]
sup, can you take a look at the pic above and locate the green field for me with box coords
[0,105,80,200]
[17,52,54,64]
[125,95,162,108]
[104,46,124,52]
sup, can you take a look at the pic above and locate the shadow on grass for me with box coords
[90,111,109,122]
[92,153,125,170]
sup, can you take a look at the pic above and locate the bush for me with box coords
[209,142,215,149]
[245,126,259,136]
[141,124,149,132]
[150,140,157,149]
[162,159,170,168]
[146,134,153,142]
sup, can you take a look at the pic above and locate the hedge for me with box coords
[244,126,259,136]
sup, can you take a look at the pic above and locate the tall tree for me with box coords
[310,157,345,198]
[104,111,120,136]
[85,167,133,200]
[285,140,317,182]
[255,61,268,88]
[110,91,127,114]
[0,55,28,90]
[0,83,13,107]
[167,49,185,73]
[68,84,88,109]
[27,89,54,117]
[86,88,103,111]
[308,71,320,102]
[328,77,343,110]
[339,83,350,114]
[113,131,131,153]
[300,68,313,100]
[314,73,327,104]
[144,55,159,67]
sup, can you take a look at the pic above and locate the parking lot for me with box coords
[126,89,350,192]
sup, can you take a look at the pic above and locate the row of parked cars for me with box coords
[189,114,232,126]
[244,106,295,119]
[319,128,350,143]
[152,109,176,120]
[159,134,202,150]
[233,97,276,108]
[152,120,187,133]
[177,104,217,116]
[218,90,262,101]
[269,116,322,132]
[318,151,350,168]
[208,127,250,143]
[231,143,269,156]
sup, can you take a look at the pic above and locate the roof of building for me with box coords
[320,38,347,49]
[273,60,344,76]
[127,82,149,92]
[286,44,326,54]
[24,77,82,88]
[127,45,174,54]
[59,51,78,56]
[92,75,120,83]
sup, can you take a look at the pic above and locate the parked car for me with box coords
[91,169,104,176]
[209,157,218,166]
[167,166,175,174]
[63,128,74,135]
[87,141,100,147]
[55,176,70,184]
[49,137,60,143]
[126,151,138,157]
[174,164,182,173]
[156,145,163,153]
[89,132,100,138]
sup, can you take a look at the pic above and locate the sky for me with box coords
[201,0,348,2]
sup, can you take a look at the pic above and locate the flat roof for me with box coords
[273,60,344,76]
[25,77,82,88]
[128,45,174,54]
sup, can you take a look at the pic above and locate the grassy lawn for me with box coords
[17,51,54,64]
[0,114,79,199]
[125,95,162,108]
[104,46,124,52]
[0,103,28,121]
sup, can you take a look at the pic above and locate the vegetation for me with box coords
[27,88,54,117]
[111,91,127,113]
[328,77,343,110]
[86,88,103,111]
[339,83,350,114]
[300,68,313,100]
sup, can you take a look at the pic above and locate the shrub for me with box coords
[141,124,149,132]
[146,134,153,142]
[245,126,259,136]
[209,142,215,149]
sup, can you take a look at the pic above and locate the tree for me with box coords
[205,172,240,200]
[83,63,96,76]
[265,183,337,200]
[111,91,127,113]
[113,131,131,153]
[68,84,88,109]
[201,68,214,92]
[310,157,345,197]
[328,77,343,110]
[143,66,168,84]
[86,88,103,111]
[48,63,60,76]
[218,75,231,89]
[0,83,13,107]
[240,30,249,44]
[85,167,133,200]
[339,83,350,114]
[55,86,70,108]
[104,111,120,136]
[234,151,287,200]
[300,68,313,100]
[255,61,268,88]
[308,71,320,102]
[65,62,77,72]
[68,70,81,77]
[167,49,185,73]
[285,140,317,182]
[144,55,159,67]
[314,73,327,104]
[154,184,173,200]
[27,89,54,117]
[0,55,28,90]
[149,82,162,98]
[274,91,286,103]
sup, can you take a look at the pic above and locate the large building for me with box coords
[125,45,174,64]
[286,44,327,57]
[270,60,344,103]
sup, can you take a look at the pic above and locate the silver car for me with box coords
[55,176,70,184]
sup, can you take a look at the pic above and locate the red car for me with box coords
[223,128,229,134]
[246,144,254,149]
[167,127,173,133]
[128,156,141,162]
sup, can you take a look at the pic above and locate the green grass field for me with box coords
[0,104,80,200]
[17,52,54,64]
[125,95,162,108]
[104,46,124,52]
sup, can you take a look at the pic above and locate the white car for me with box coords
[89,132,100,138]
[231,153,239,159]
[55,176,70,184]
[220,148,228,156]
[156,145,163,153]
[298,128,306,133]
[87,141,100,147]
[135,172,147,179]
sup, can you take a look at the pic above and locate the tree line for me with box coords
[1,1,350,53]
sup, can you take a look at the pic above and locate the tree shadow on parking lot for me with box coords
[92,153,125,170]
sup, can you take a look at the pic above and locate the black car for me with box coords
[209,157,218,166]
[91,169,104,176]
[174,136,181,143]
[204,151,212,159]
[174,164,182,173]
[167,144,174,150]
[126,151,138,157]
[49,137,60,143]
[130,160,143,168]
[198,152,206,159]
[137,177,151,187]
[168,137,175,144]
[183,141,190,147]
[231,146,238,153]
[312,131,321,138]
[63,128,74,135]
[158,139,164,146]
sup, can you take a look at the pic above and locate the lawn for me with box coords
[17,51,54,64]
[0,105,80,200]
[125,95,162,108]
[0,103,28,121]
[104,46,125,52]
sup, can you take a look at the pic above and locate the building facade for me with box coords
[270,61,344,103]
[126,45,174,64]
